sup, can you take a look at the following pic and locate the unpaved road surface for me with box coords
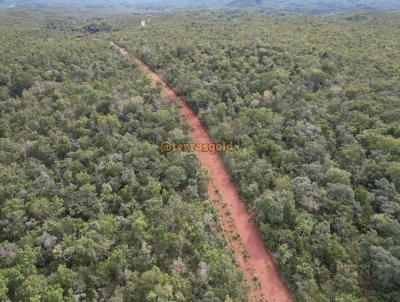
[112,42,293,302]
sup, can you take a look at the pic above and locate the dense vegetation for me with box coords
[226,0,400,11]
[116,11,400,302]
[0,12,246,301]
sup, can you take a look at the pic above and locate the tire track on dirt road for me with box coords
[112,42,293,302]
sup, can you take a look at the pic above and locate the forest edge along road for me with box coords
[112,41,293,302]
[112,42,293,302]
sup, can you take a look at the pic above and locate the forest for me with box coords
[0,4,400,302]
[115,11,400,302]
[0,10,246,302]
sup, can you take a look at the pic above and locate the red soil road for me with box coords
[112,42,293,302]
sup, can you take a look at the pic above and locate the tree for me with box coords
[97,114,121,135]
[108,245,130,282]
[163,166,187,189]
[54,264,79,292]
[19,275,47,302]
[325,167,351,186]
[368,246,400,290]
[10,72,33,97]
[42,285,64,302]
[256,190,284,225]
[0,273,8,301]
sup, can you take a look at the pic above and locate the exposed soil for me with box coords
[112,42,293,302]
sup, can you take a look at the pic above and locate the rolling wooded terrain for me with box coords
[0,5,400,302]
[0,11,246,302]
[115,11,400,302]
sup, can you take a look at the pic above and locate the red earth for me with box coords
[112,42,293,302]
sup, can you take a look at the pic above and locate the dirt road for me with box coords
[112,42,293,302]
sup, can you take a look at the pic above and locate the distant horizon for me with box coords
[2,0,400,13]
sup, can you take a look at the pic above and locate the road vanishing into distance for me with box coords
[112,42,293,302]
